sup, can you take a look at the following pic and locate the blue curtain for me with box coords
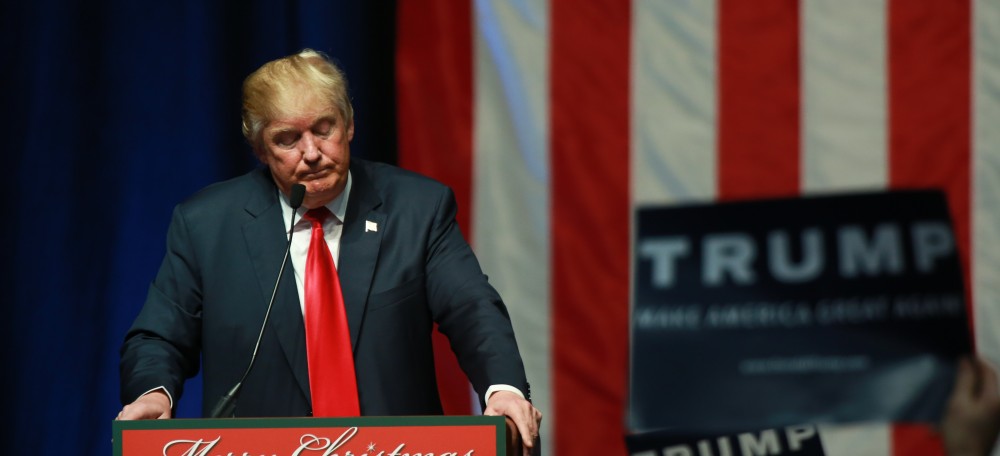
[2,1,396,454]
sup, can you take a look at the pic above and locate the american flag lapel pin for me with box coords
[365,220,378,233]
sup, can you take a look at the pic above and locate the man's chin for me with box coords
[305,179,337,194]
[301,182,344,208]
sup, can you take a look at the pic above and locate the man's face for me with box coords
[260,95,353,209]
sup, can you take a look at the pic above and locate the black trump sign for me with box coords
[627,425,826,456]
[629,190,971,434]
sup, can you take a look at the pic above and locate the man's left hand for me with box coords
[484,390,542,455]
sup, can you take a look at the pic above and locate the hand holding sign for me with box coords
[941,357,1000,456]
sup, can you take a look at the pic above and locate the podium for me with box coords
[113,415,522,456]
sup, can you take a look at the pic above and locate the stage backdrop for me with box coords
[396,0,1000,455]
[2,1,396,455]
[5,1,1000,456]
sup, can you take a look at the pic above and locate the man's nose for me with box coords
[302,134,321,161]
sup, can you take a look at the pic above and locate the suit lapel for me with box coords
[241,169,311,400]
[339,161,384,350]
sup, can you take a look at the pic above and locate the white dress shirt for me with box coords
[279,172,352,316]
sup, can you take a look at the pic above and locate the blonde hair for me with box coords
[241,49,354,154]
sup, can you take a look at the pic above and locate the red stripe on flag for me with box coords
[888,0,973,338]
[888,1,970,454]
[891,424,947,456]
[717,0,801,200]
[550,0,631,453]
[395,0,475,415]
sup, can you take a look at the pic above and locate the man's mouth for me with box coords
[301,169,329,180]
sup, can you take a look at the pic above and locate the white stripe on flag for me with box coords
[801,0,888,193]
[818,423,892,456]
[631,0,718,206]
[974,0,1000,369]
[630,1,717,435]
[472,0,552,451]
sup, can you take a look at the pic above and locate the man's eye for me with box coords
[314,123,333,137]
[273,133,298,147]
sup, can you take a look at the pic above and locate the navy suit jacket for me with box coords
[120,158,528,417]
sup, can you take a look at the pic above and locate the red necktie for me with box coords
[302,207,360,417]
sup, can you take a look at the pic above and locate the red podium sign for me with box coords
[113,415,505,456]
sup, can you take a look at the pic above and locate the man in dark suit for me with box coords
[118,49,541,450]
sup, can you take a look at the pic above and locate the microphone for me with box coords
[209,183,306,418]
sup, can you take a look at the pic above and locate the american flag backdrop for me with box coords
[395,0,1000,454]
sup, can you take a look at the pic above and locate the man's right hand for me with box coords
[117,390,172,420]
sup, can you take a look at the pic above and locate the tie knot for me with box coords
[303,207,332,225]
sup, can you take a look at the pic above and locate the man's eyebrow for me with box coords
[313,115,338,125]
[266,124,299,135]
[266,113,339,134]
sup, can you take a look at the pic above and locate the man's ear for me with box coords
[347,119,355,141]
[252,140,269,164]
